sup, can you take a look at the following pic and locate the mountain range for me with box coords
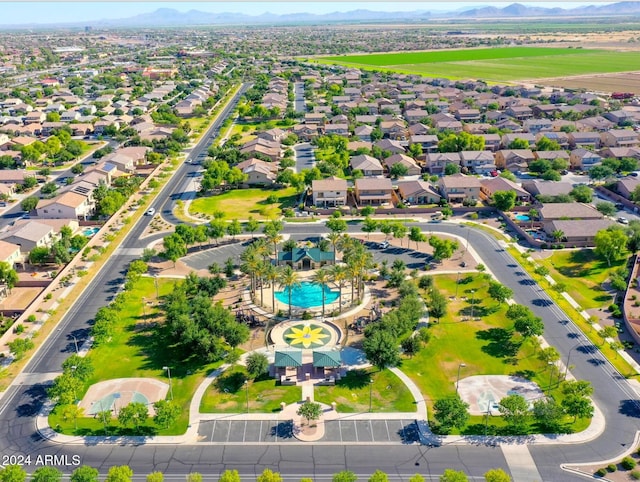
[5,2,640,29]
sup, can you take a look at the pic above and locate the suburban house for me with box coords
[616,177,640,200]
[350,154,384,176]
[568,132,601,149]
[569,148,603,171]
[600,147,640,160]
[36,191,94,220]
[0,220,55,253]
[240,160,277,186]
[425,152,460,175]
[543,219,614,244]
[354,177,393,205]
[311,176,348,207]
[539,203,603,221]
[409,134,439,153]
[396,179,441,205]
[600,129,640,148]
[480,177,531,203]
[354,125,374,142]
[534,150,570,163]
[459,150,496,174]
[437,173,481,203]
[522,180,574,198]
[0,240,22,268]
[383,154,421,176]
[501,133,536,148]
[494,149,535,172]
[479,133,502,152]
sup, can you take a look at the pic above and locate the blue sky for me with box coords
[1,2,615,25]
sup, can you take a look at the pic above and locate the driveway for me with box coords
[294,142,315,173]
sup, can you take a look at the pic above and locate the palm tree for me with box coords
[278,265,300,320]
[263,263,279,314]
[255,260,268,307]
[240,246,261,298]
[552,229,565,243]
[311,268,331,318]
[528,208,538,229]
[327,232,342,263]
[330,264,348,312]
[266,231,283,266]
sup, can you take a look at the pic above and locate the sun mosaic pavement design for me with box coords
[283,323,331,349]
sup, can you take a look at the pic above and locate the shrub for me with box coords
[13,324,24,334]
[607,463,617,472]
[622,457,636,470]
[631,470,640,480]
[595,468,607,477]
[302,311,313,320]
[27,315,36,323]
[44,293,52,301]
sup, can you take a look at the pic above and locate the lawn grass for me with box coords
[49,277,224,436]
[315,47,640,82]
[314,368,416,413]
[200,365,302,413]
[508,248,638,379]
[190,187,299,220]
[402,273,590,434]
[535,249,621,310]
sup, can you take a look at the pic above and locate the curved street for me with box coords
[0,85,639,481]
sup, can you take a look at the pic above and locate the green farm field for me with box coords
[316,47,640,82]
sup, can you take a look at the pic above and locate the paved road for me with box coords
[293,142,315,174]
[293,82,305,114]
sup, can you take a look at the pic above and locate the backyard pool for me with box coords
[526,230,545,241]
[275,281,339,309]
[515,214,530,222]
[82,227,100,237]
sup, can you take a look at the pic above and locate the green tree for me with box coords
[514,316,544,339]
[368,471,389,482]
[227,219,242,239]
[429,288,448,321]
[332,472,357,482]
[326,217,348,234]
[532,397,565,433]
[483,468,511,482]
[186,474,202,482]
[257,469,282,482]
[218,470,241,482]
[297,400,322,426]
[162,233,187,267]
[117,401,148,429]
[537,346,560,364]
[362,217,379,240]
[62,354,93,381]
[562,395,593,422]
[433,396,470,434]
[246,352,269,379]
[105,466,133,482]
[589,165,615,181]
[390,163,409,178]
[245,216,260,239]
[311,267,332,318]
[429,236,459,262]
[596,201,617,217]
[362,330,400,370]
[487,281,513,305]
[0,261,18,292]
[29,246,50,265]
[598,325,618,346]
[508,138,530,150]
[146,473,164,482]
[444,163,460,175]
[153,400,181,429]
[408,226,427,249]
[594,227,628,266]
[70,466,99,482]
[8,338,34,361]
[492,190,516,211]
[409,475,425,482]
[278,265,300,319]
[0,465,27,482]
[20,196,38,212]
[570,185,593,203]
[31,467,62,482]
[498,394,530,433]
[440,469,468,482]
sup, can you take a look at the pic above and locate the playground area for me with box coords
[78,378,169,416]
[457,375,545,416]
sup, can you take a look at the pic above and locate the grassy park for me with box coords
[200,366,302,413]
[190,187,298,220]
[315,47,640,81]
[49,277,224,436]
[402,273,591,434]
[314,369,415,413]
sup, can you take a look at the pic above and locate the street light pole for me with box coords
[72,335,79,354]
[163,366,173,401]
[564,338,583,381]
[456,363,466,394]
[454,271,461,299]
[369,378,373,413]
[245,380,249,413]
[154,275,159,299]
[548,361,555,390]
[470,290,476,321]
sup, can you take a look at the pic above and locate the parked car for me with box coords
[618,217,629,224]
[378,241,390,249]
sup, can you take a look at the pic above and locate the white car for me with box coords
[145,208,156,216]
[379,241,390,249]
[618,217,629,224]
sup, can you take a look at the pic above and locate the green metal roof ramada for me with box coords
[277,247,334,263]
[312,349,342,368]
[274,350,303,367]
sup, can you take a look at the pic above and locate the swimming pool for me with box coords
[515,214,530,222]
[275,281,339,309]
[82,227,100,237]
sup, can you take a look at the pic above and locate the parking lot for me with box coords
[197,419,420,444]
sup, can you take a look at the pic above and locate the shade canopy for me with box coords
[274,350,303,368]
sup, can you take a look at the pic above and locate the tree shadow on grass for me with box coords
[215,371,247,394]
[459,304,499,318]
[476,328,520,358]
[336,369,372,389]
